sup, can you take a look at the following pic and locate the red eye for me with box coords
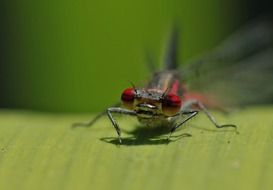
[162,93,182,116]
[121,88,136,109]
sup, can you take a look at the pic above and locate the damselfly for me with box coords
[73,18,273,144]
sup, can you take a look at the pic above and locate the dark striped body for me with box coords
[121,27,184,127]
[146,70,183,96]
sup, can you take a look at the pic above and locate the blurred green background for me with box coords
[0,0,269,112]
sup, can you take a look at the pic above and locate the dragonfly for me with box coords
[73,18,273,144]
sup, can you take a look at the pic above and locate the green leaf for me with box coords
[0,107,272,190]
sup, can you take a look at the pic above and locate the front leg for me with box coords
[72,103,121,128]
[107,107,136,144]
[167,110,198,140]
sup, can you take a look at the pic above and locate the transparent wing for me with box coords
[181,17,273,107]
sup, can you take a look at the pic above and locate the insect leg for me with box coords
[72,103,121,128]
[72,111,106,128]
[107,107,136,144]
[185,100,238,132]
[167,110,198,140]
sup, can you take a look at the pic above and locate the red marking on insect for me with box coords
[169,79,180,95]
[183,92,221,109]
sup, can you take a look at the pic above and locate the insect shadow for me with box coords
[100,125,192,146]
[100,122,238,146]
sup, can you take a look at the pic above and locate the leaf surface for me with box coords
[0,107,272,190]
